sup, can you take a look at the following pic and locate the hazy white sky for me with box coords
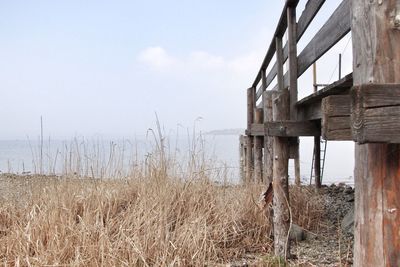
[0,0,351,139]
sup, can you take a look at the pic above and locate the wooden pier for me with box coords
[239,0,400,265]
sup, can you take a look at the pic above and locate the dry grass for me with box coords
[0,175,274,266]
[0,176,325,266]
[290,186,324,231]
[0,127,325,266]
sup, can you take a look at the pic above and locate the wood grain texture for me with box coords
[352,0,400,266]
[266,121,320,137]
[287,6,298,120]
[239,135,246,182]
[272,37,290,258]
[351,84,400,143]
[297,101,322,121]
[297,0,326,41]
[246,87,256,183]
[287,6,301,184]
[254,108,264,182]
[321,95,352,140]
[272,89,290,258]
[263,84,274,184]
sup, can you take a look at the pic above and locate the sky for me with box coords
[0,0,351,139]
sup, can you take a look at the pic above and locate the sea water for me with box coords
[0,136,354,185]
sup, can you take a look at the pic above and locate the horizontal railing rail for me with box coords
[253,0,350,102]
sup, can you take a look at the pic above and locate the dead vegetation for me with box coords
[0,129,327,266]
[0,177,327,266]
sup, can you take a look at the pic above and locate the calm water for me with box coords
[0,136,354,185]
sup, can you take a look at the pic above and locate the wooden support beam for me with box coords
[250,121,320,137]
[352,0,400,265]
[313,135,321,188]
[267,121,320,137]
[322,95,352,141]
[254,108,264,183]
[239,135,246,182]
[287,6,301,185]
[263,90,274,185]
[246,87,256,183]
[312,62,321,189]
[272,37,290,258]
[351,84,400,144]
[297,101,322,121]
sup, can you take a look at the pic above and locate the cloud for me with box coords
[228,52,260,74]
[189,51,225,70]
[137,46,261,77]
[137,46,179,70]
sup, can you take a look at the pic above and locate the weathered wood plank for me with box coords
[254,108,264,182]
[246,87,256,183]
[322,116,351,140]
[321,95,352,140]
[297,101,322,121]
[297,0,351,77]
[297,0,326,41]
[297,73,353,106]
[353,83,400,108]
[263,89,274,185]
[239,135,246,182]
[287,6,301,184]
[272,37,290,258]
[247,87,256,131]
[322,95,351,116]
[287,6,298,120]
[255,0,326,99]
[266,121,320,137]
[252,1,300,88]
[250,121,320,137]
[352,0,400,266]
[351,84,400,143]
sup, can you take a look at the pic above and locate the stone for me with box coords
[343,186,353,194]
[289,223,306,241]
[341,207,354,235]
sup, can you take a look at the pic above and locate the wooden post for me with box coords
[312,62,322,188]
[263,89,274,185]
[239,135,246,182]
[272,36,290,258]
[352,1,400,266]
[287,6,301,186]
[254,108,264,183]
[314,137,321,188]
[246,87,256,182]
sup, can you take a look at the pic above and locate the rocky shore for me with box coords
[291,183,355,266]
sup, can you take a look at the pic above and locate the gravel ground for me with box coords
[290,184,354,266]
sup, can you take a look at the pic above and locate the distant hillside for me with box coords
[204,128,245,136]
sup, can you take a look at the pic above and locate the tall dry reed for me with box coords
[0,124,324,266]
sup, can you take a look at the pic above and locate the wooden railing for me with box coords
[242,0,352,185]
[240,0,400,264]
[241,0,354,258]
